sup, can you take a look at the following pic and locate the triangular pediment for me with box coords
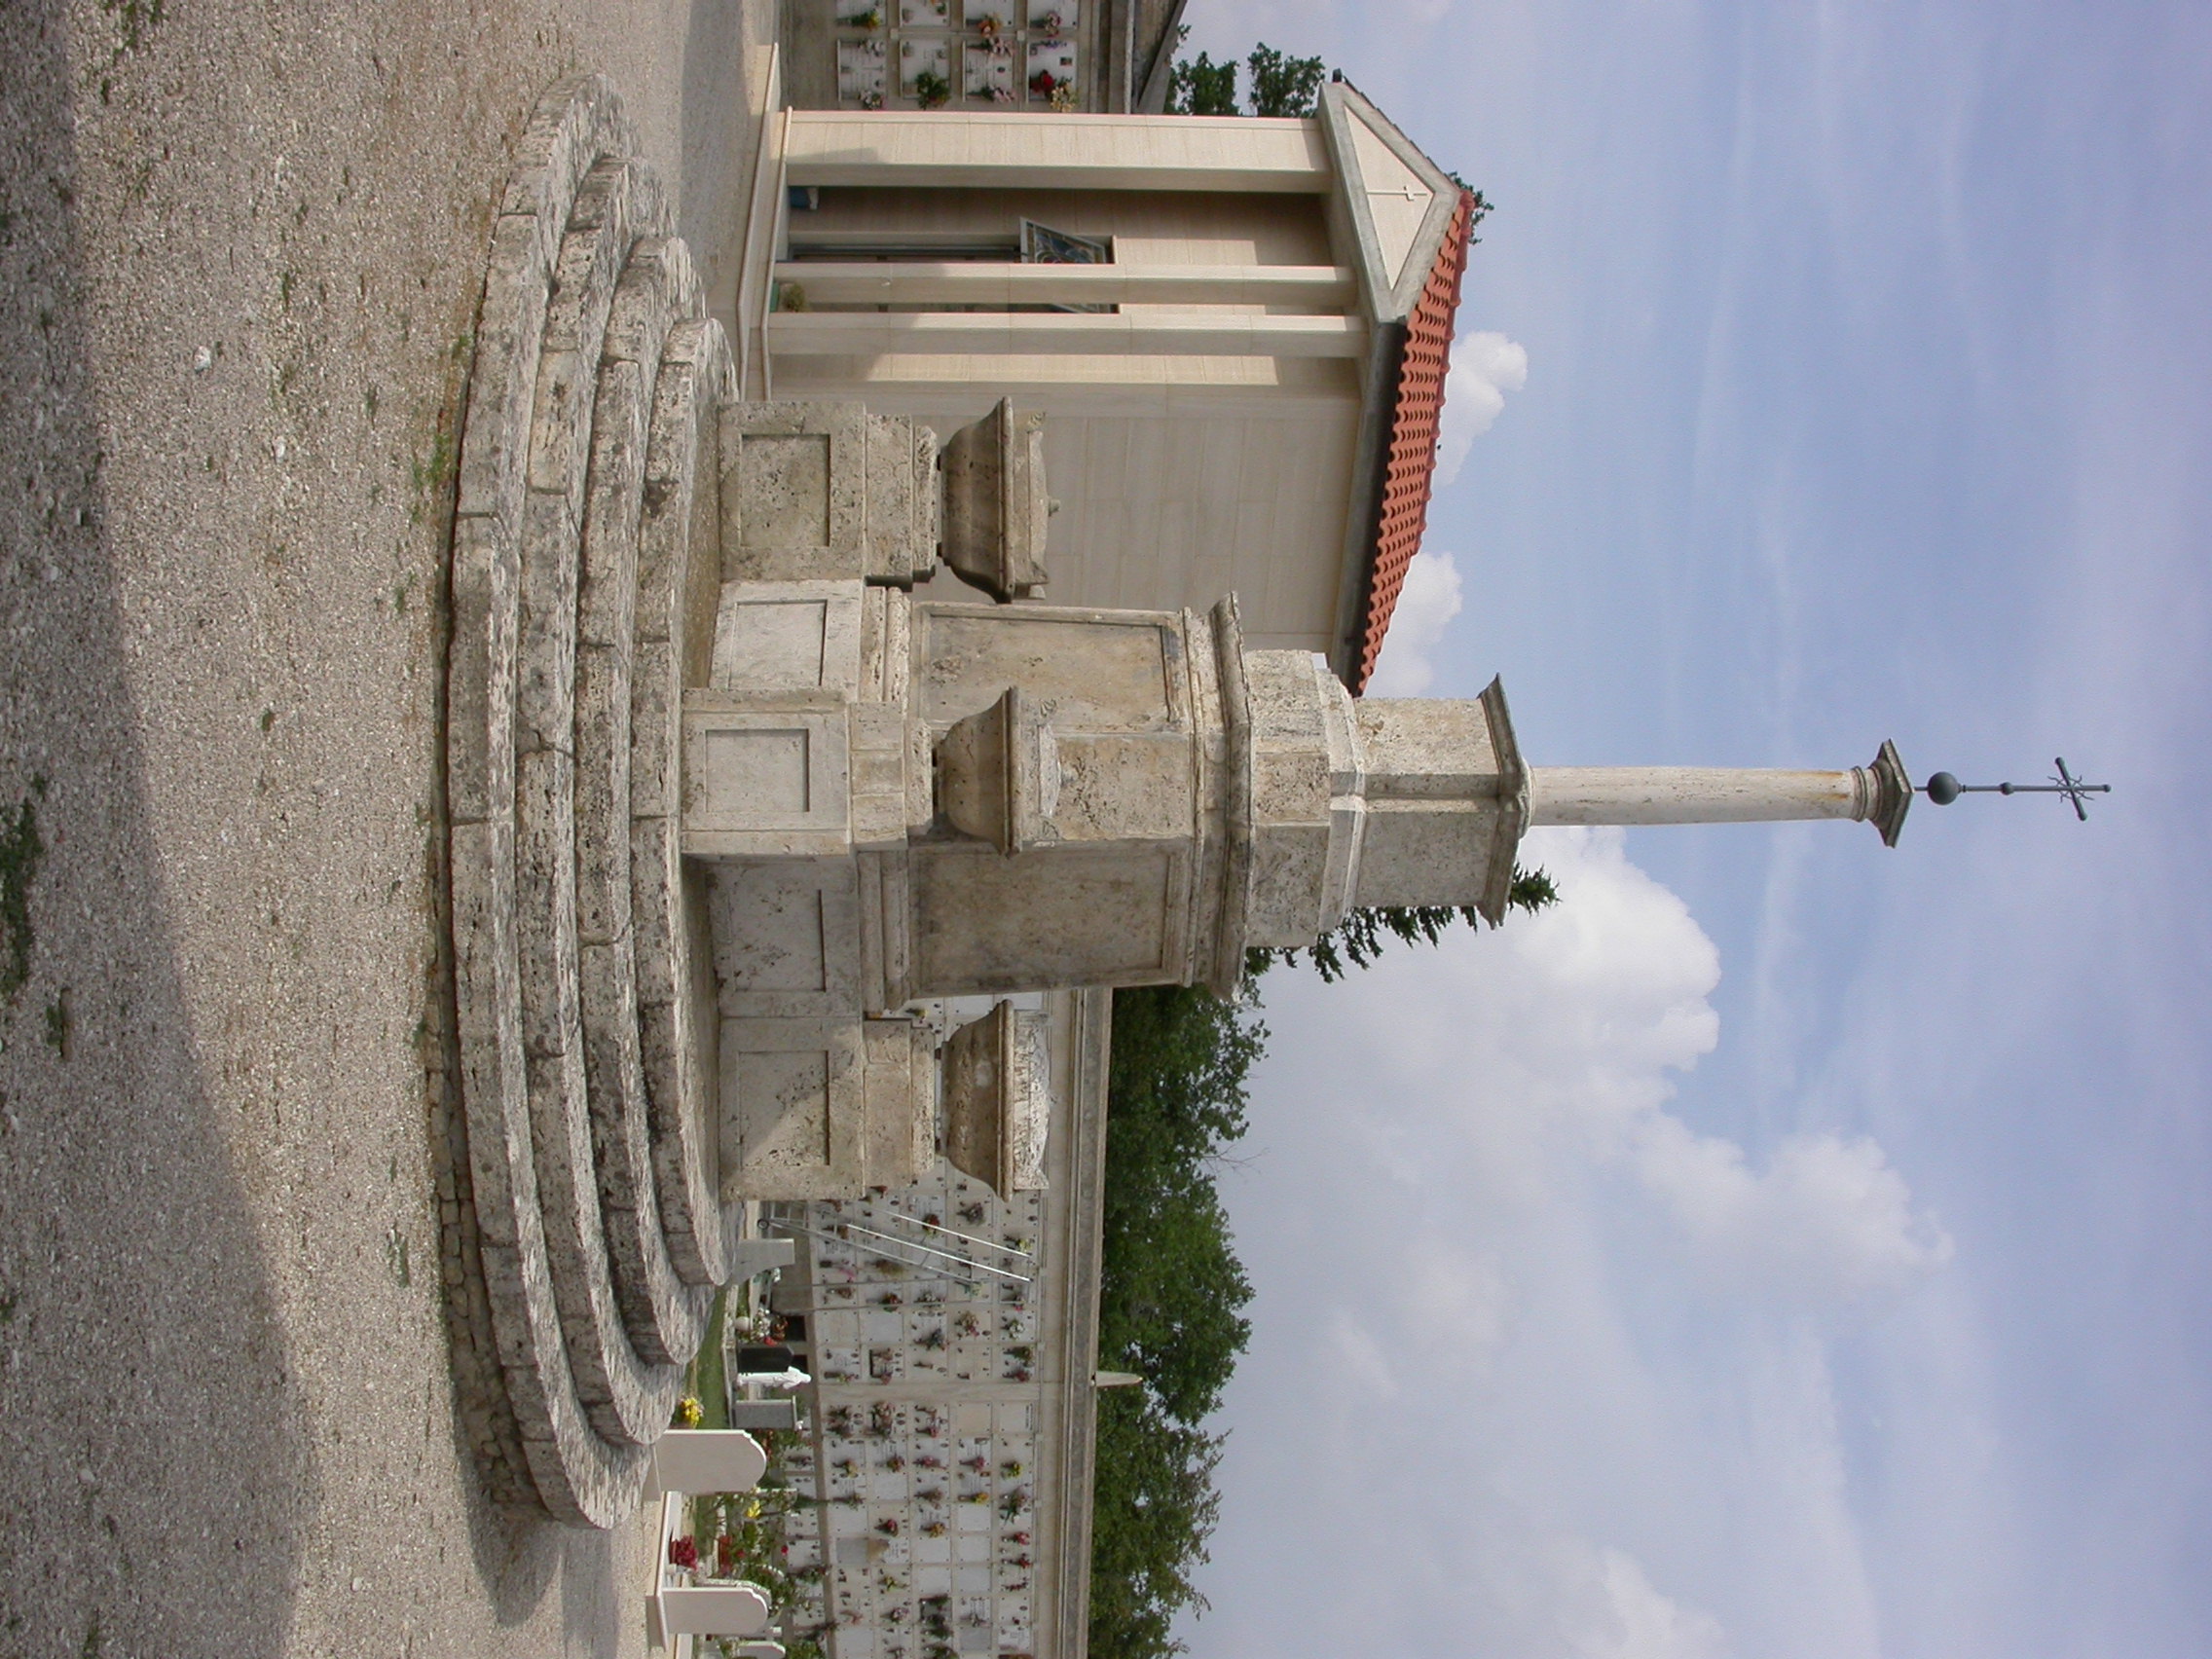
[1317,81,1464,323]
[1346,109,1438,290]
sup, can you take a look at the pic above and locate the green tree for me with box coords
[1097,1138,1252,1423]
[1088,1392,1226,1659]
[1089,984,1264,1659]
[1250,866,1561,982]
[1165,46,1239,115]
[1164,31,1325,118]
[1097,985,1260,1421]
[1244,43,1326,117]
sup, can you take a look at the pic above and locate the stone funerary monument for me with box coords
[438,76,1919,1529]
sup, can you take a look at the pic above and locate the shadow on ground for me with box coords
[0,4,311,1653]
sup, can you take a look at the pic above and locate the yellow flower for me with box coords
[677,1396,704,1428]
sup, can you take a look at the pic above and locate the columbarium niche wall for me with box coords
[764,1173,1053,1659]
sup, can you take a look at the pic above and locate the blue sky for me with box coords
[1176,4,2212,1656]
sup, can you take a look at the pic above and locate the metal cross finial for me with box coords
[1921,757,2112,821]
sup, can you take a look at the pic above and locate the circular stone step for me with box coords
[628,284,739,1296]
[441,72,744,1528]
[514,133,688,1459]
[577,215,718,1372]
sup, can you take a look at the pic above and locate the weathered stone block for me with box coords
[913,605,1184,732]
[630,640,682,819]
[604,235,692,370]
[456,214,549,523]
[859,584,914,705]
[525,1034,683,1451]
[572,642,634,949]
[1354,697,1500,799]
[577,936,713,1368]
[858,850,911,1015]
[719,1017,866,1198]
[681,691,852,858]
[498,72,631,274]
[711,578,864,693]
[863,415,938,587]
[1246,821,1332,949]
[939,398,1050,602]
[577,354,648,650]
[710,859,864,1019]
[528,157,637,501]
[447,512,518,827]
[862,1019,937,1189]
[629,814,683,1010]
[637,319,720,656]
[847,701,913,853]
[1046,731,1194,844]
[635,932,730,1291]
[909,845,1182,996]
[934,686,1057,854]
[514,745,582,1061]
[1349,797,1502,909]
[720,402,866,582]
[516,487,581,757]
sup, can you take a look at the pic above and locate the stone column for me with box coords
[1530,767,1864,824]
[1527,745,1912,845]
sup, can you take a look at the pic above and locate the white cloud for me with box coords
[1633,1120,1954,1307]
[1365,547,1464,694]
[1395,1242,1512,1368]
[1198,829,1940,1659]
[1394,830,1948,1309]
[1324,1309,1401,1398]
[1555,1542,1732,1659]
[1435,329,1530,488]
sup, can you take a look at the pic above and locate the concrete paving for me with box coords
[0,0,773,1650]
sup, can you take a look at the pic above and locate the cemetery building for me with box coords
[735,76,1478,682]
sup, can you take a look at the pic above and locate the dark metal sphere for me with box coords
[1926,772,1961,805]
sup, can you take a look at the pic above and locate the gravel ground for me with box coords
[0,1,771,1651]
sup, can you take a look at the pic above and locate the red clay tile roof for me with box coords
[1349,189,1477,693]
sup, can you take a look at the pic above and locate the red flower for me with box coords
[1029,70,1056,93]
[670,1535,700,1570]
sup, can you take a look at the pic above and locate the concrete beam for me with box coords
[774,261,1356,309]
[785,110,1332,193]
[766,310,1367,358]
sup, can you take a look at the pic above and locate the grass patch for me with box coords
[687,1288,730,1430]
[683,1289,731,1544]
